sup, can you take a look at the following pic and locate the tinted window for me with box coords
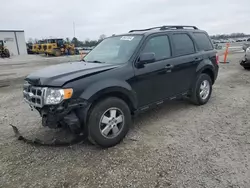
[142,35,171,61]
[193,32,213,51]
[172,33,195,56]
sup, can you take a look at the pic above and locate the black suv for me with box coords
[23,25,219,147]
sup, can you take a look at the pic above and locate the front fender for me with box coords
[79,79,138,109]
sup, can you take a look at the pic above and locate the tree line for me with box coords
[210,33,250,40]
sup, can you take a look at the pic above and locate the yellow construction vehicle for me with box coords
[44,38,75,56]
[31,40,45,54]
[31,43,39,54]
[38,40,47,54]
[0,40,10,58]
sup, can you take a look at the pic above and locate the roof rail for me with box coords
[129,25,198,33]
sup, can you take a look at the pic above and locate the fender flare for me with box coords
[79,79,138,109]
[196,59,215,77]
[196,59,214,72]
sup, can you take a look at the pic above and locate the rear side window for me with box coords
[193,32,213,51]
[172,33,195,56]
[142,35,171,61]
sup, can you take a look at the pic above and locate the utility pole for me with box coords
[73,22,75,38]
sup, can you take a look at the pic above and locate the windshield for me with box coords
[84,35,143,64]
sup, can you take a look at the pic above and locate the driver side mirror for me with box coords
[136,52,155,68]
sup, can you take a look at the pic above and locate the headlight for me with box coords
[44,88,73,105]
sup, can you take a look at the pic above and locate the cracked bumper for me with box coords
[34,99,90,133]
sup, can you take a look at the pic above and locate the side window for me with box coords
[193,32,213,51]
[172,33,195,56]
[141,35,171,61]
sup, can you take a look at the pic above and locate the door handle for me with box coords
[165,64,174,69]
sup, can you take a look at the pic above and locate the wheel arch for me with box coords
[88,90,136,115]
[201,68,215,84]
[80,80,138,113]
[196,59,216,84]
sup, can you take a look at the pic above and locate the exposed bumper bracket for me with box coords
[9,124,87,147]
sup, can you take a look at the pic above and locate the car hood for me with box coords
[25,61,120,86]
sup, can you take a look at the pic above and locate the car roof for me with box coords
[114,25,207,37]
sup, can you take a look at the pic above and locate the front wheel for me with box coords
[87,97,131,148]
[54,49,61,56]
[244,67,250,70]
[69,49,75,55]
[190,73,212,105]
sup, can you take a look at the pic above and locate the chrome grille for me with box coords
[23,83,46,108]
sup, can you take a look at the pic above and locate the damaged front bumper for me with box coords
[29,99,90,134]
[22,83,90,134]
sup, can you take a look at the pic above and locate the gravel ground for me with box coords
[0,52,250,188]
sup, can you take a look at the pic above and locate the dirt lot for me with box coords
[0,51,250,188]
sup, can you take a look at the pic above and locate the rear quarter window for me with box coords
[193,32,214,51]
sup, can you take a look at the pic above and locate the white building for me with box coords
[0,30,27,56]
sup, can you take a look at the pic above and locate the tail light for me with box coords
[216,53,219,65]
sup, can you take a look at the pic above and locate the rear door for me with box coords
[168,32,201,94]
[192,32,218,68]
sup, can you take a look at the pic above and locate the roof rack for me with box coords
[129,25,198,33]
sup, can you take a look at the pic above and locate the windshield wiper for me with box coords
[88,60,106,64]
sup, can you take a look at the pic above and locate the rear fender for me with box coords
[194,59,215,83]
[196,59,215,75]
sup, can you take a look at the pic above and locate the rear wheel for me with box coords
[87,97,131,148]
[190,73,212,105]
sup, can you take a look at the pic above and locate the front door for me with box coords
[132,34,176,107]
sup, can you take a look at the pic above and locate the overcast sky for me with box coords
[1,0,250,41]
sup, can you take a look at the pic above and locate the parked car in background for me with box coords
[228,39,236,43]
[243,40,250,52]
[240,47,250,69]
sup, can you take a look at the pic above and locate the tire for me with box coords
[244,67,250,70]
[69,49,75,55]
[190,73,212,105]
[4,49,10,58]
[87,97,131,148]
[54,49,61,56]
